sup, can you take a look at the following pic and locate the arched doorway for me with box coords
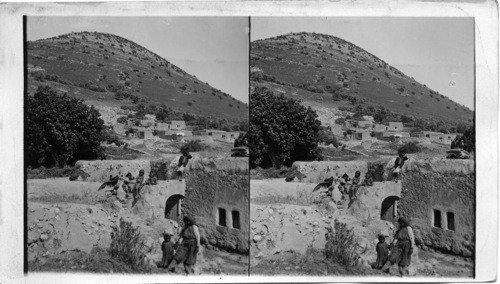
[165,194,184,222]
[381,196,400,223]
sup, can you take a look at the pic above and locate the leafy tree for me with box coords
[451,125,475,152]
[234,132,248,147]
[26,86,105,168]
[250,87,322,169]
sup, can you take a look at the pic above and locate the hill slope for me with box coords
[27,31,248,121]
[250,32,473,126]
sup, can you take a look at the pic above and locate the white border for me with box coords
[0,1,498,283]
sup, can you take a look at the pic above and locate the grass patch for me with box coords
[250,166,306,180]
[104,146,145,160]
[324,219,361,270]
[29,188,106,205]
[109,218,148,269]
[28,247,152,273]
[27,165,89,180]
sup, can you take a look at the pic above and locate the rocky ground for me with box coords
[250,178,474,278]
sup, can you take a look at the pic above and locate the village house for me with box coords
[411,131,458,145]
[206,130,240,143]
[374,131,410,142]
[354,130,371,140]
[372,123,388,132]
[137,129,153,139]
[387,122,404,132]
[342,119,357,129]
[357,120,373,129]
[167,120,186,130]
[139,119,155,128]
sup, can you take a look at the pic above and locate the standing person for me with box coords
[375,234,389,269]
[133,169,146,202]
[348,171,361,207]
[158,233,175,269]
[393,150,408,183]
[123,172,134,199]
[177,149,192,181]
[382,217,415,276]
[168,216,201,275]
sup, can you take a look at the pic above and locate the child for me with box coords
[348,171,361,207]
[375,234,389,269]
[159,233,175,269]
[362,172,374,186]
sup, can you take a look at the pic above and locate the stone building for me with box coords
[291,158,475,257]
[167,120,186,130]
[399,158,474,257]
[354,130,371,140]
[387,122,404,132]
[75,157,250,254]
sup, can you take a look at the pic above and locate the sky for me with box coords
[27,17,249,103]
[252,17,474,109]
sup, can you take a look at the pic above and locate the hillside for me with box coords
[250,32,473,127]
[26,31,248,121]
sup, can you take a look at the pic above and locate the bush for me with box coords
[109,218,147,268]
[324,219,360,269]
[398,141,421,154]
[26,86,105,167]
[181,140,204,152]
[451,125,475,152]
[318,129,339,147]
[117,116,128,124]
[250,87,322,169]
[234,132,248,147]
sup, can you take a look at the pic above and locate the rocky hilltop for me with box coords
[27,31,248,121]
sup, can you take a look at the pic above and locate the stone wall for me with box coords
[293,160,395,183]
[183,158,249,254]
[399,158,475,257]
[293,161,369,183]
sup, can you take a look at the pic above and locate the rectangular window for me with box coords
[232,210,240,229]
[447,212,455,231]
[433,209,441,228]
[218,208,226,227]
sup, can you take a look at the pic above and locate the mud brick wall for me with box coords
[183,158,249,253]
[399,159,475,257]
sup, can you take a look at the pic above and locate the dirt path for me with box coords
[251,249,473,278]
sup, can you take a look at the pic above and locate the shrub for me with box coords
[318,129,339,147]
[398,141,421,154]
[324,219,360,269]
[405,103,410,108]
[26,86,105,168]
[451,125,475,152]
[234,132,248,147]
[109,218,147,268]
[181,139,204,152]
[117,116,128,124]
[250,87,322,169]
[329,116,344,125]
